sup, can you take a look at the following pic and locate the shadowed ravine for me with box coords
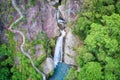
[49,0,70,80]
[49,10,70,80]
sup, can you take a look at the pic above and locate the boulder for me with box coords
[42,57,54,75]
[47,0,59,5]
[35,44,45,58]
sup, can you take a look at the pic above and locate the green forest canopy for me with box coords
[65,0,120,80]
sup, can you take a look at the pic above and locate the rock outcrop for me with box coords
[0,0,60,40]
[18,2,60,40]
[64,28,83,65]
[42,57,54,75]
[56,0,83,65]
[47,0,83,66]
[35,44,45,58]
[58,0,82,22]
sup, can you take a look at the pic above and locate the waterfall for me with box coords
[56,10,66,24]
[49,1,70,80]
[53,8,66,67]
[53,30,65,67]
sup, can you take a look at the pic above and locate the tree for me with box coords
[0,67,11,80]
[69,0,120,78]
[0,44,12,56]
[64,67,78,80]
[0,44,12,80]
[116,1,120,14]
[85,14,120,55]
[73,17,91,39]
[78,62,103,80]
[104,57,120,80]
[76,47,95,67]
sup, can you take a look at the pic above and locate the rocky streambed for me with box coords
[40,0,82,77]
[46,0,83,79]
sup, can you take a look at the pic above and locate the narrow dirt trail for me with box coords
[7,0,46,80]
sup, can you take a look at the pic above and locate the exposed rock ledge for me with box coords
[42,57,54,75]
[17,1,60,40]
[64,27,83,65]
[58,0,82,22]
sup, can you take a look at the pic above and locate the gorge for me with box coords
[1,0,120,80]
[0,0,81,80]
[50,1,70,79]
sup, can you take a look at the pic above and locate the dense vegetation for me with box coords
[0,0,55,80]
[0,31,43,80]
[0,30,55,80]
[65,0,120,80]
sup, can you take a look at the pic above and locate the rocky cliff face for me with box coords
[64,28,83,65]
[0,0,82,41]
[58,0,82,22]
[18,1,60,40]
[58,0,82,65]
[26,3,60,39]
[0,0,60,40]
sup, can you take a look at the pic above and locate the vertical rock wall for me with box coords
[58,0,83,65]
[58,0,82,22]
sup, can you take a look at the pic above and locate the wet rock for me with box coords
[64,28,83,65]
[58,23,65,30]
[58,0,82,22]
[42,57,54,75]
[47,0,59,6]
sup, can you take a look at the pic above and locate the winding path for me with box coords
[7,0,46,80]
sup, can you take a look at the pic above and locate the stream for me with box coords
[49,0,70,80]
[53,30,65,67]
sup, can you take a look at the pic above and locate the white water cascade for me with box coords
[53,9,66,67]
[53,30,66,67]
[49,1,70,80]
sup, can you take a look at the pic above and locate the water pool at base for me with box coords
[49,62,70,80]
